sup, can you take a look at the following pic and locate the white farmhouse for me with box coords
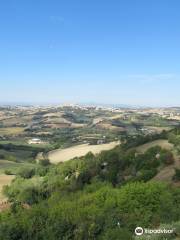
[28,138,42,145]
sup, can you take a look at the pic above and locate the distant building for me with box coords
[97,139,105,145]
[28,138,42,144]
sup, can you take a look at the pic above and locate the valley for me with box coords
[0,104,180,239]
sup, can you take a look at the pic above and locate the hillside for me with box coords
[0,129,180,239]
[0,107,180,239]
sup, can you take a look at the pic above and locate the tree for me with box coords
[18,167,35,179]
[39,159,51,167]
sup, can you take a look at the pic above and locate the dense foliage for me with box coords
[0,180,179,240]
[0,136,180,240]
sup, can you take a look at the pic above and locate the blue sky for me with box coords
[1,0,180,106]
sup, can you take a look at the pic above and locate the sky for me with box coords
[0,0,180,107]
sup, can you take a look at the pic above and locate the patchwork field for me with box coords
[48,141,120,163]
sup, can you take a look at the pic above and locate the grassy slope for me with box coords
[136,139,173,153]
[135,139,180,183]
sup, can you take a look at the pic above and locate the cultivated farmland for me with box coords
[48,141,120,163]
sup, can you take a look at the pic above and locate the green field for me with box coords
[0,127,24,135]
[0,159,35,174]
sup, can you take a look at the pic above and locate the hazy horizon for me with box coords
[0,100,180,109]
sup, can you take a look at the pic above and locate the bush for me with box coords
[137,169,158,182]
[6,155,17,162]
[160,151,174,165]
[36,166,49,177]
[39,159,51,167]
[102,228,132,240]
[173,168,180,181]
[18,186,40,205]
[4,170,13,175]
[0,154,5,159]
[18,167,35,179]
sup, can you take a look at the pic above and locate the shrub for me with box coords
[18,167,35,179]
[160,151,174,165]
[137,169,158,182]
[173,168,180,181]
[18,186,40,205]
[39,159,51,167]
[6,155,17,162]
[4,170,13,175]
[36,166,49,177]
[0,154,5,159]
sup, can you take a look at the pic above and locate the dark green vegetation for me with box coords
[0,142,51,174]
[0,143,46,162]
[0,131,180,240]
